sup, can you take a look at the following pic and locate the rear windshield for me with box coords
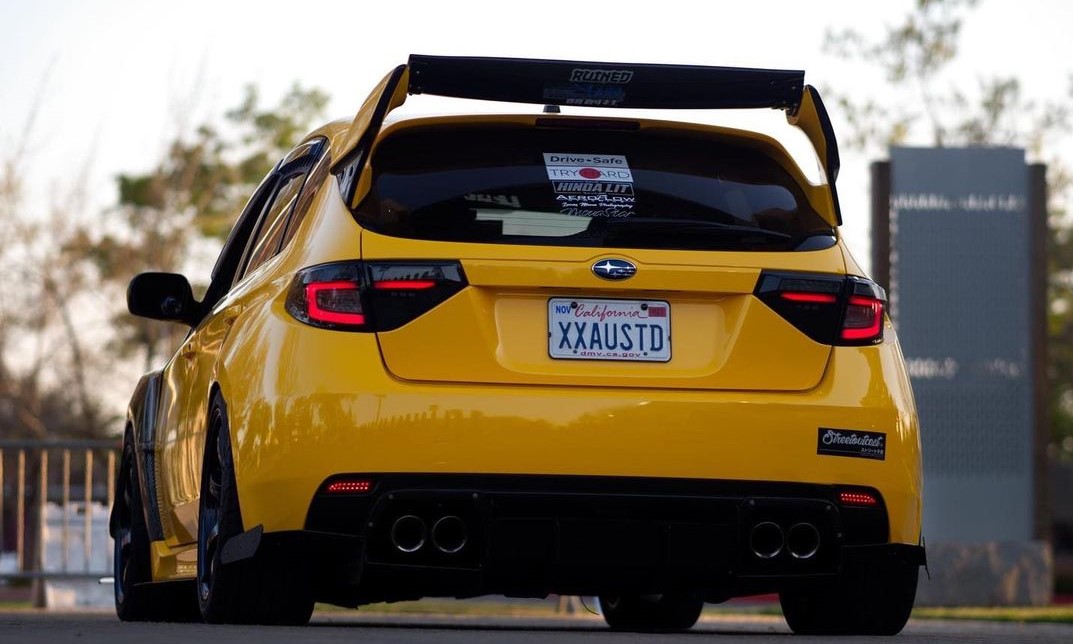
[355,124,833,251]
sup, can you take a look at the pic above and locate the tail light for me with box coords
[755,272,886,345]
[286,260,466,331]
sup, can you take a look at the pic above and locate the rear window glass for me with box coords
[355,124,833,251]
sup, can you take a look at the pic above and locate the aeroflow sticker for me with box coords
[816,428,886,461]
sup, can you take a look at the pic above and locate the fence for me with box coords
[0,439,120,593]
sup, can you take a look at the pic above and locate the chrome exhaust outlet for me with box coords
[749,521,785,559]
[390,515,427,553]
[431,515,468,554]
[786,522,821,560]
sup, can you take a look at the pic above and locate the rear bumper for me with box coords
[250,474,922,605]
[221,332,921,545]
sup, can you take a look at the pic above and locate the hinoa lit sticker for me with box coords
[816,428,886,461]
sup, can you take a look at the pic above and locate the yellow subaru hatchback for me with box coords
[111,55,923,634]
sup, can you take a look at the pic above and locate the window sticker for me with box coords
[464,193,521,209]
[544,153,636,218]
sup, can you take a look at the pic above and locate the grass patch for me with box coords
[912,606,1073,624]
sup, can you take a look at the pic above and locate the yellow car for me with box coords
[111,55,923,634]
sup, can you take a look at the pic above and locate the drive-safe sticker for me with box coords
[816,428,886,461]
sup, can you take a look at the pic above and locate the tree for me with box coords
[824,0,1073,457]
[0,93,113,438]
[72,83,329,373]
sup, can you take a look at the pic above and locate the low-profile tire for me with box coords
[599,593,704,632]
[113,431,199,622]
[779,557,918,636]
[197,393,314,626]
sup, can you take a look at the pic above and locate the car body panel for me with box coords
[364,229,843,391]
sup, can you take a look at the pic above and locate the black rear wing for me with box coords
[336,55,843,224]
[408,55,805,111]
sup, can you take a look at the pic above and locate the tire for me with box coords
[599,593,704,632]
[197,393,314,626]
[113,431,199,622]
[779,557,918,636]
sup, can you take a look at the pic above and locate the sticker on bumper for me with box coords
[817,428,886,461]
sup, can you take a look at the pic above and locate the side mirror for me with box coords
[127,272,200,325]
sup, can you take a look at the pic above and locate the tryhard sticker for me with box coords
[816,428,886,461]
[544,153,634,183]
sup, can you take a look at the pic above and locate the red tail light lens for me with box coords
[306,281,365,326]
[756,272,886,346]
[841,295,883,342]
[781,292,838,304]
[373,280,437,290]
[286,260,467,332]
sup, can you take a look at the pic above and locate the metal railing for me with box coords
[0,439,121,584]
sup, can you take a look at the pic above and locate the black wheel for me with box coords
[780,558,918,635]
[197,393,314,625]
[113,430,199,622]
[599,593,704,632]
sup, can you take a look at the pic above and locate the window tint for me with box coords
[240,172,306,280]
[356,124,832,252]
[280,150,329,247]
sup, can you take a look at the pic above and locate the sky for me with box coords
[2,0,1072,272]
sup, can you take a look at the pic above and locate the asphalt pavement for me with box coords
[1,610,1072,643]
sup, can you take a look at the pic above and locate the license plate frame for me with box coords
[547,297,671,362]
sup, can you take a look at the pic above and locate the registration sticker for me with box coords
[548,298,670,362]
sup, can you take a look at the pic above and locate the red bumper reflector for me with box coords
[839,491,879,506]
[325,479,374,494]
[780,292,838,304]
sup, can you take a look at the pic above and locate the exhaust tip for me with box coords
[749,521,785,559]
[431,515,468,554]
[390,515,426,553]
[787,522,821,560]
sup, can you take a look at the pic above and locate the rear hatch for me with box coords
[355,120,844,391]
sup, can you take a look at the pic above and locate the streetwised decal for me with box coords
[816,428,886,461]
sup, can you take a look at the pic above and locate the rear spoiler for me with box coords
[336,55,843,224]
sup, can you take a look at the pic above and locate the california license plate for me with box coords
[548,298,671,362]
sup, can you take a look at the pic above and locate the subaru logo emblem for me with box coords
[592,258,636,280]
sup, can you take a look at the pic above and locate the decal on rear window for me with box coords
[544,153,635,218]
[463,193,522,209]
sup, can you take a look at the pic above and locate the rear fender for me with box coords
[110,370,166,541]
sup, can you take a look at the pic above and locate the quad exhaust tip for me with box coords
[390,515,427,553]
[749,521,785,559]
[431,515,468,554]
[787,522,821,560]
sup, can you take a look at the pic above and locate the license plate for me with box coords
[548,298,671,362]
